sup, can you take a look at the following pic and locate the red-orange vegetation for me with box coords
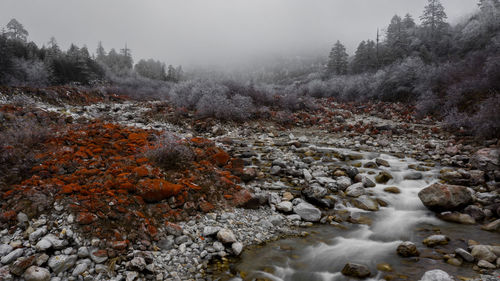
[1,121,250,243]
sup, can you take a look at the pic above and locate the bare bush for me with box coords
[0,117,51,189]
[144,132,194,170]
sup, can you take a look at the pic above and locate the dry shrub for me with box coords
[144,132,194,170]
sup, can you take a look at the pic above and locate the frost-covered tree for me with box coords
[5,19,28,42]
[135,59,167,81]
[386,15,412,61]
[351,40,377,73]
[327,40,348,75]
[420,0,448,36]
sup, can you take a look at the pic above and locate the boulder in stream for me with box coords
[341,262,371,278]
[419,269,454,281]
[418,183,472,212]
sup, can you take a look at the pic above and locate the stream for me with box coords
[214,147,499,281]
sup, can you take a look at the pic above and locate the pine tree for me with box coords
[5,18,28,42]
[420,0,448,36]
[96,41,106,62]
[327,41,348,75]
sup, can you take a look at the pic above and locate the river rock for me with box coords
[48,255,77,274]
[336,177,352,190]
[455,248,474,262]
[23,266,50,281]
[419,269,454,281]
[418,183,472,211]
[477,259,496,269]
[423,235,449,247]
[481,219,500,232]
[72,263,88,276]
[345,183,365,197]
[375,158,390,167]
[276,201,293,213]
[127,257,146,271]
[384,186,401,194]
[232,242,243,256]
[203,226,221,237]
[341,262,371,278]
[293,202,321,222]
[471,148,499,171]
[0,244,13,257]
[404,172,423,180]
[353,196,379,211]
[1,249,23,265]
[437,212,476,224]
[375,171,393,184]
[270,166,281,175]
[217,229,236,243]
[397,241,419,257]
[302,184,327,204]
[471,245,497,263]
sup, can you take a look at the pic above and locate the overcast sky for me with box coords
[0,0,478,68]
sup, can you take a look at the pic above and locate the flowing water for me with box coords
[214,148,499,281]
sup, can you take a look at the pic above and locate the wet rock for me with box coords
[446,258,462,266]
[397,242,419,257]
[336,176,352,190]
[353,196,379,211]
[418,183,473,212]
[419,269,454,281]
[293,202,321,222]
[471,245,497,263]
[481,219,500,232]
[23,266,50,281]
[438,212,476,224]
[362,177,376,188]
[376,263,393,272]
[217,229,236,244]
[48,255,77,274]
[363,162,378,168]
[375,171,393,184]
[384,186,401,194]
[375,158,390,167]
[464,205,485,221]
[276,201,293,213]
[477,259,496,269]
[345,167,359,179]
[345,183,365,197]
[341,262,371,278]
[302,184,329,207]
[404,172,423,180]
[423,235,449,247]
[455,248,474,263]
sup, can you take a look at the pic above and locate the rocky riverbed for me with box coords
[0,89,499,281]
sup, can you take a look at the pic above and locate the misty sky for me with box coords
[1,0,478,68]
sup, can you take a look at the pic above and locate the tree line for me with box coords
[0,19,183,86]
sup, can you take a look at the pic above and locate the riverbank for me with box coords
[0,88,498,280]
